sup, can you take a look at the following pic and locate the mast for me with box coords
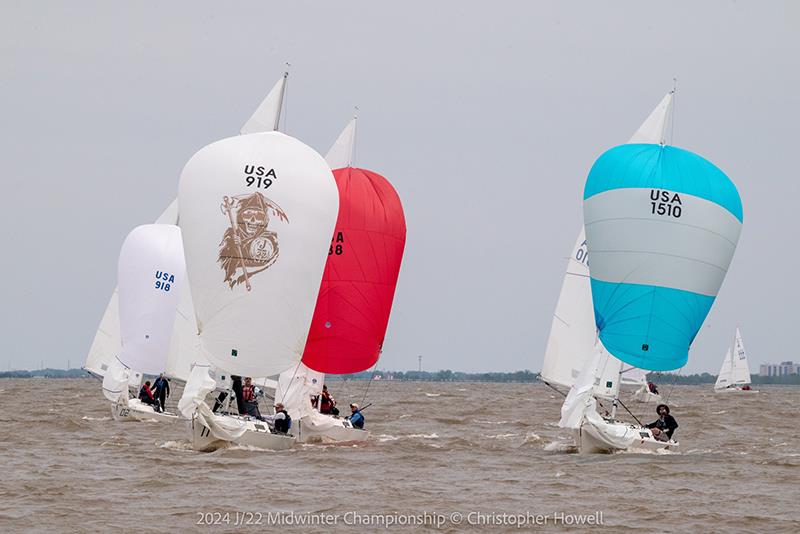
[239,67,290,135]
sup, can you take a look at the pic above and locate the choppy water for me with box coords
[0,379,798,533]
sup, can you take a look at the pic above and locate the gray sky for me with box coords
[2,1,798,373]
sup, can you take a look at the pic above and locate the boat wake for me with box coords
[158,440,195,452]
[543,440,577,453]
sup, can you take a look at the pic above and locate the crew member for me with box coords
[348,403,365,429]
[646,404,678,442]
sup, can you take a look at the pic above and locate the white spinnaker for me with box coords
[85,200,182,377]
[715,348,734,389]
[541,92,674,391]
[325,117,356,169]
[117,224,186,376]
[102,357,131,403]
[178,131,339,378]
[276,362,324,420]
[240,72,287,135]
[621,366,648,386]
[732,328,752,385]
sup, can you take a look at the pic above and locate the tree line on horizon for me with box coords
[2,368,799,385]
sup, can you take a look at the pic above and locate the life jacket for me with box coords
[274,409,291,434]
[242,385,255,402]
[139,385,154,401]
[320,392,333,412]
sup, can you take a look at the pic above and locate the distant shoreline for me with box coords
[2,368,799,385]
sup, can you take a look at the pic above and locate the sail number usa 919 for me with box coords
[244,165,276,189]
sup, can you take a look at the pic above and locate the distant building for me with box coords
[759,361,800,377]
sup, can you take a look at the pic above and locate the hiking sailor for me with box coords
[646,404,678,442]
[348,403,365,430]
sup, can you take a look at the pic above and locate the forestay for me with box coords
[178,131,339,378]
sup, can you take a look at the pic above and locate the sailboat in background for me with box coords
[541,92,673,418]
[85,72,290,403]
[102,224,186,422]
[176,108,339,452]
[276,115,407,443]
[714,328,757,392]
[561,95,743,453]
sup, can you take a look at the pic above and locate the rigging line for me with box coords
[543,381,567,398]
[360,360,380,407]
[664,366,683,405]
[279,361,302,406]
[670,77,677,146]
[616,397,643,426]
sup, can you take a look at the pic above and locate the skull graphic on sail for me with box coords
[218,191,288,290]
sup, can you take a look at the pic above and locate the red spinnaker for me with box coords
[302,167,406,374]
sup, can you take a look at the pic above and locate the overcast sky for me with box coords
[2,1,798,373]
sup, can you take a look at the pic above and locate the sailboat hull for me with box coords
[630,386,663,404]
[297,415,369,444]
[576,421,679,454]
[190,414,296,452]
[111,399,181,423]
[713,386,759,394]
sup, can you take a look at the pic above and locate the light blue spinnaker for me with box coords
[583,143,742,371]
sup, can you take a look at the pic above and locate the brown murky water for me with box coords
[0,378,798,533]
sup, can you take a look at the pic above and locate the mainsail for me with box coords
[541,92,674,394]
[715,327,752,389]
[583,144,743,371]
[178,131,339,378]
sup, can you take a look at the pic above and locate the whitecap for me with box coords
[407,433,439,439]
[159,440,194,452]
[473,419,509,425]
[82,416,112,422]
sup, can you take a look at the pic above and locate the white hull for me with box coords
[576,420,679,454]
[714,386,759,393]
[190,414,296,452]
[631,385,662,404]
[111,399,180,423]
[297,415,369,444]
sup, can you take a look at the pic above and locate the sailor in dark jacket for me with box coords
[646,404,678,441]
[265,403,292,434]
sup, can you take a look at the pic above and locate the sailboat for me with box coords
[541,93,672,423]
[560,95,743,453]
[275,116,407,443]
[101,224,186,422]
[85,72,290,407]
[176,107,339,452]
[714,328,757,392]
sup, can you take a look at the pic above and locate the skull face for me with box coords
[239,208,268,236]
